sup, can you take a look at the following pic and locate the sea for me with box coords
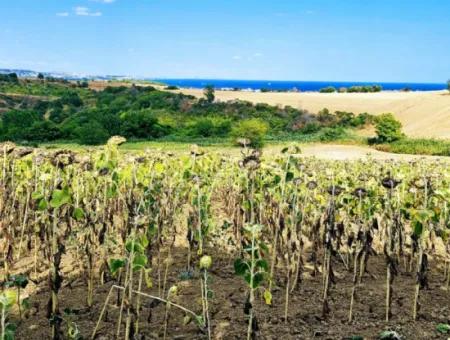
[152,79,446,92]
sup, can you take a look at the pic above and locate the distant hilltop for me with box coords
[0,68,132,81]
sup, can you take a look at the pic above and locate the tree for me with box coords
[8,73,18,83]
[447,79,450,93]
[120,111,170,139]
[37,73,45,80]
[230,118,268,148]
[1,110,39,140]
[76,121,109,145]
[203,85,215,103]
[375,113,404,143]
[25,120,61,141]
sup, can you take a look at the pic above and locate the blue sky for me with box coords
[0,0,449,82]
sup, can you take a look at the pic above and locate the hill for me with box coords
[167,88,450,139]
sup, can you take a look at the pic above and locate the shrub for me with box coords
[447,80,450,93]
[60,92,83,107]
[375,138,450,156]
[374,113,404,143]
[76,121,109,145]
[187,118,231,137]
[0,73,19,83]
[1,109,39,140]
[230,118,268,148]
[318,127,347,142]
[165,85,179,90]
[25,120,61,141]
[319,86,336,93]
[120,111,170,139]
[299,121,321,134]
[203,85,215,103]
[317,108,337,126]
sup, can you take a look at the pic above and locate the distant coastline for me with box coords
[152,78,446,92]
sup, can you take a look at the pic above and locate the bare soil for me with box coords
[12,247,450,340]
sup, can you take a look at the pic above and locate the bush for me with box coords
[25,120,61,141]
[375,138,450,156]
[230,118,268,148]
[1,109,40,140]
[165,85,179,90]
[374,113,404,143]
[299,122,321,134]
[76,121,109,145]
[319,86,336,93]
[0,73,19,83]
[120,111,170,139]
[186,118,231,137]
[318,127,347,142]
[203,85,215,103]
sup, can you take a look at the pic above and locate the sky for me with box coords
[0,0,449,82]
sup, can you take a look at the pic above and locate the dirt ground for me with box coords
[12,245,450,340]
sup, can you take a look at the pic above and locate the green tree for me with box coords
[1,110,39,140]
[230,118,268,148]
[76,121,109,145]
[37,73,45,80]
[203,85,215,103]
[25,120,61,141]
[447,79,450,93]
[375,113,404,143]
[120,111,170,139]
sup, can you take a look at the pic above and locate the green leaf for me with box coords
[139,234,149,248]
[50,187,72,208]
[38,199,48,211]
[4,323,17,340]
[31,191,43,200]
[109,259,125,275]
[255,259,268,271]
[21,297,30,310]
[234,259,248,276]
[252,272,265,288]
[412,220,423,237]
[125,239,144,253]
[133,253,148,270]
[72,207,85,221]
[285,171,294,182]
[10,274,28,288]
[436,323,450,334]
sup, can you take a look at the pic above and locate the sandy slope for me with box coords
[169,88,450,139]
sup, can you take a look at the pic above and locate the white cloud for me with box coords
[74,6,102,16]
[56,12,69,17]
[232,55,242,60]
[90,0,115,3]
[253,52,263,57]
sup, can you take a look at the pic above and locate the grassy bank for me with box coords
[374,138,450,156]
